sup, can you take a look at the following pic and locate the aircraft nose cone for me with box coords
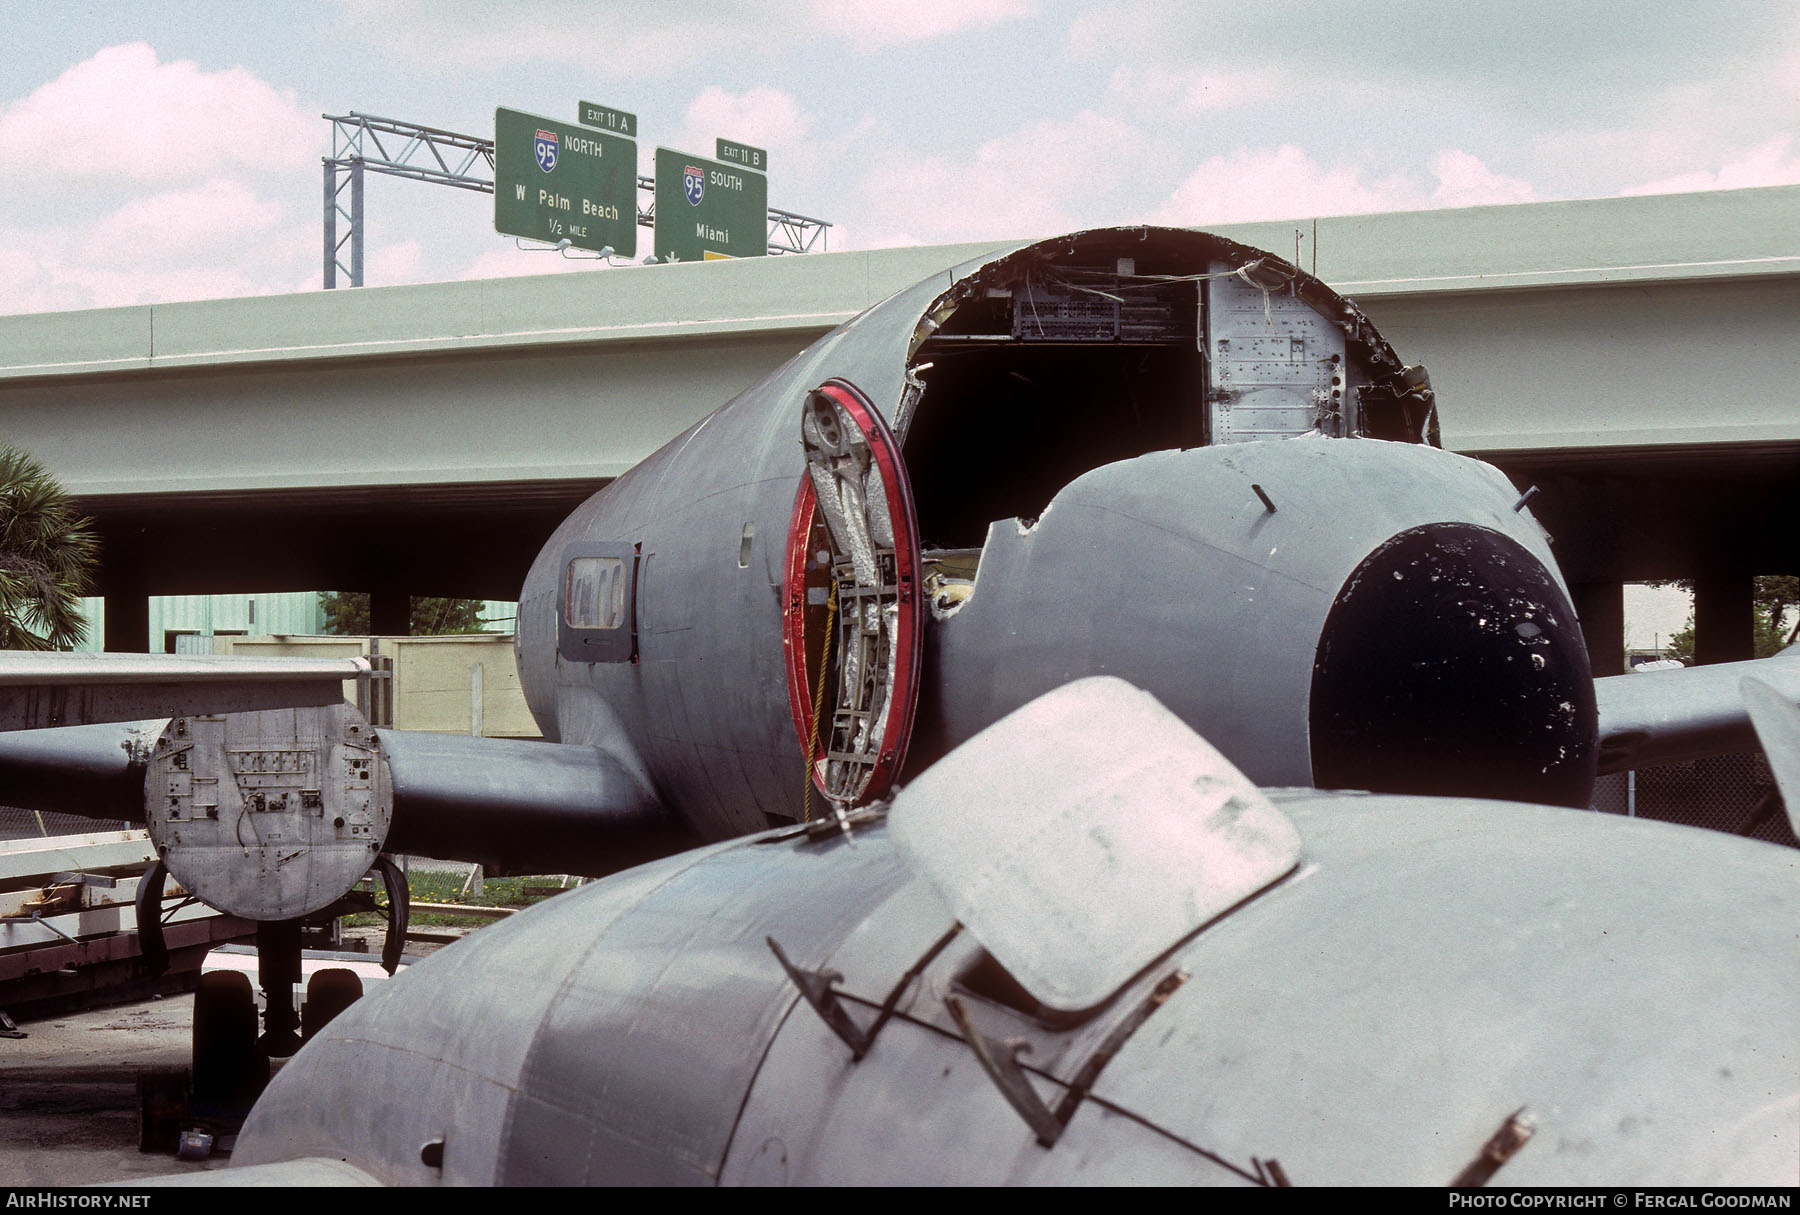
[1309,522,1597,807]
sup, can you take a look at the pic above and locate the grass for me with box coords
[345,869,572,929]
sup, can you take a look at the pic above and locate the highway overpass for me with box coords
[2,186,1795,664]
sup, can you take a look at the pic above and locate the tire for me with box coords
[301,967,363,1043]
[190,970,268,1118]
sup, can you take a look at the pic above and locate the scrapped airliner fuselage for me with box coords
[0,228,1602,962]
[515,227,1595,857]
[8,230,1795,1185]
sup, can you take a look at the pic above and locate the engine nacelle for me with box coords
[143,704,392,921]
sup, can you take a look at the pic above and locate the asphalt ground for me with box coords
[0,989,216,1186]
[0,931,458,1187]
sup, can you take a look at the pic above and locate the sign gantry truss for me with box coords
[324,112,497,288]
[324,112,831,287]
[627,178,829,257]
[768,206,832,256]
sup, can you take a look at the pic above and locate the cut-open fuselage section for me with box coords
[533,225,1589,837]
[857,230,1595,806]
[896,228,1436,596]
[781,229,1453,805]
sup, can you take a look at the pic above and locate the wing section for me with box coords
[0,651,366,730]
[0,719,156,822]
[0,719,688,881]
[377,729,692,876]
[1594,653,1800,773]
[1742,676,1800,836]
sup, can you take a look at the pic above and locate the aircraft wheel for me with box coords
[301,968,364,1043]
[191,970,269,1118]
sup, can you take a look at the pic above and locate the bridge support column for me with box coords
[1571,581,1625,676]
[1693,576,1754,665]
[370,589,409,637]
[102,542,151,653]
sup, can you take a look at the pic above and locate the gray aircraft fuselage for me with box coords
[513,227,1596,852]
[25,231,1792,1189]
[231,741,1796,1185]
[0,227,1603,897]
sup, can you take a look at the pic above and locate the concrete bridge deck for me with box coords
[2,187,1794,654]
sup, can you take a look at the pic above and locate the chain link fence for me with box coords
[1591,752,1796,847]
[0,805,130,842]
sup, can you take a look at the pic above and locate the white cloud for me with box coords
[1620,134,1800,196]
[1149,145,1538,226]
[331,1,765,70]
[1070,1,1800,122]
[1532,72,1800,195]
[0,180,314,315]
[1428,150,1536,208]
[0,225,304,314]
[1071,2,1800,207]
[812,0,1039,44]
[1106,64,1285,114]
[856,152,1055,247]
[73,263,279,310]
[337,0,1037,71]
[364,240,430,286]
[0,238,79,315]
[672,86,813,170]
[1149,145,1418,226]
[0,45,325,312]
[0,44,314,184]
[852,111,1150,246]
[848,122,1540,248]
[90,180,287,257]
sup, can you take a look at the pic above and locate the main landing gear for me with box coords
[135,856,410,1157]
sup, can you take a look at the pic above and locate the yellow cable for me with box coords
[802,587,837,823]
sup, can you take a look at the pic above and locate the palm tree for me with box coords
[0,444,99,650]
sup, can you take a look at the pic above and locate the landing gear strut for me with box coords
[255,920,304,1059]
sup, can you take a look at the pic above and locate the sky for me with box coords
[3,0,1797,314]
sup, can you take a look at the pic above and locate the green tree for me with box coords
[0,445,99,651]
[319,591,490,636]
[1760,575,1800,648]
[1657,575,1798,664]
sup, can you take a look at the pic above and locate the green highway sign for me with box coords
[493,107,636,256]
[578,100,637,137]
[654,147,768,262]
[716,138,767,173]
